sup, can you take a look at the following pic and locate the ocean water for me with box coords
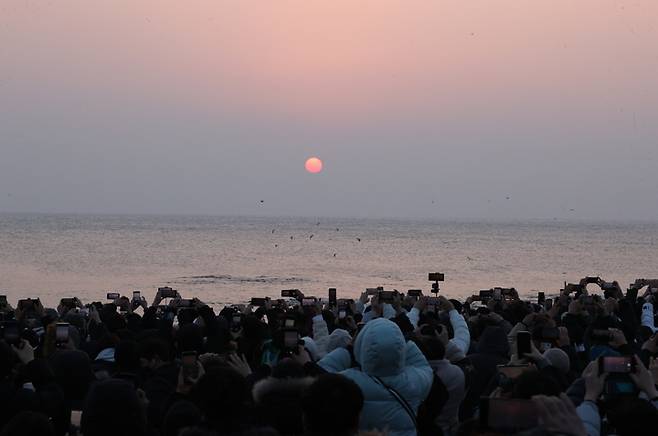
[0,214,657,308]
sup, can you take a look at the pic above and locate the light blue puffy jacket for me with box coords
[318,318,433,436]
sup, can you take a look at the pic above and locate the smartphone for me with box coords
[283,329,299,350]
[18,299,36,311]
[365,288,379,295]
[133,291,141,300]
[378,291,396,304]
[56,322,69,343]
[284,318,296,328]
[537,292,545,305]
[2,321,20,345]
[407,289,423,298]
[517,331,532,356]
[493,288,502,301]
[599,356,634,375]
[0,295,6,305]
[497,364,531,379]
[479,290,493,301]
[585,276,600,284]
[250,297,268,307]
[301,297,317,306]
[479,398,539,432]
[338,310,347,319]
[182,351,198,382]
[158,287,177,298]
[231,314,241,330]
[106,292,120,300]
[544,298,553,310]
[328,288,337,306]
[281,289,301,298]
[428,272,445,282]
[60,298,76,308]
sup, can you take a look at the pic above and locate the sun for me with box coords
[305,157,323,174]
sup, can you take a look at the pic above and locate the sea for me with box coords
[0,213,657,308]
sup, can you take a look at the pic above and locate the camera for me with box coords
[585,276,600,284]
[158,287,178,299]
[106,292,120,300]
[428,273,444,282]
[428,273,444,294]
[301,297,317,306]
[60,298,77,309]
[132,290,141,300]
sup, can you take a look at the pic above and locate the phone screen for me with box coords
[328,288,337,305]
[283,330,299,349]
[339,310,346,319]
[517,331,532,356]
[482,398,538,431]
[133,291,141,299]
[602,356,632,373]
[56,323,69,343]
[284,318,295,328]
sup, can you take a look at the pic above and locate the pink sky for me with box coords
[1,1,657,219]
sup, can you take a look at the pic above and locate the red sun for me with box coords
[305,157,323,174]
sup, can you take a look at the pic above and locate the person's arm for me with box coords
[576,401,601,436]
[312,313,330,357]
[641,302,657,333]
[317,347,352,373]
[448,309,470,355]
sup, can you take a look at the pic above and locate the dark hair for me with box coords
[115,340,141,373]
[189,368,248,432]
[415,336,446,361]
[0,411,54,436]
[607,397,658,436]
[511,371,562,398]
[302,374,364,436]
[139,337,171,362]
[81,379,147,436]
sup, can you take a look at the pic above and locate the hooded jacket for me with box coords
[318,318,433,436]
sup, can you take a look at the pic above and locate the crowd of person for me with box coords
[2,276,658,436]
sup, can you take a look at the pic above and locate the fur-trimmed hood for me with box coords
[252,376,315,404]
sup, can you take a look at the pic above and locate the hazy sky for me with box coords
[1,0,657,220]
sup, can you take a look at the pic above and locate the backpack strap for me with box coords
[371,376,418,429]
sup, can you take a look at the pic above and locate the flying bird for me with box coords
[309,234,314,239]
[356,238,361,242]
[505,196,511,200]
[259,200,264,204]
[272,229,275,233]
[333,253,337,257]
[290,236,294,240]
